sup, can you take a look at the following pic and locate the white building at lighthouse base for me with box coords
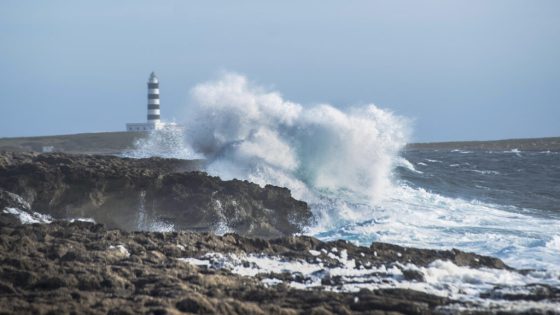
[126,121,184,132]
[126,121,185,132]
[126,121,165,132]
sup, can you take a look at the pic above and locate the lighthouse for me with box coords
[126,72,166,131]
[147,72,161,125]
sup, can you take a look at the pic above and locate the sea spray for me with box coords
[182,73,409,229]
[126,126,200,160]
[135,190,175,232]
[127,73,409,232]
[126,74,560,272]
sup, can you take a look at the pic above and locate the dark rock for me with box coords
[481,284,560,301]
[33,276,67,290]
[0,189,30,211]
[0,152,311,239]
[0,213,20,227]
[0,281,16,294]
[401,268,425,282]
[0,221,529,314]
[369,242,510,269]
[0,189,32,227]
[176,295,216,313]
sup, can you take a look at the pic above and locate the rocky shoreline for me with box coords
[0,220,532,315]
[0,152,310,239]
[0,152,559,314]
[1,220,558,314]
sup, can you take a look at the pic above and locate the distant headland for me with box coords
[406,136,560,152]
[0,132,558,155]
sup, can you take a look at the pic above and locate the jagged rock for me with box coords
[0,152,311,238]
[0,220,546,314]
[0,189,31,211]
[368,242,510,270]
[0,189,34,226]
[0,221,448,314]
[176,294,216,313]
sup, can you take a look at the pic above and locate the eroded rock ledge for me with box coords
[0,152,311,238]
[0,220,528,315]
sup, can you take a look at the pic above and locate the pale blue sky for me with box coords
[1,1,559,142]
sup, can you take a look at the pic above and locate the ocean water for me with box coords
[313,149,560,272]
[130,73,560,274]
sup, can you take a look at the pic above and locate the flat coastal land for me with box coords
[1,132,559,154]
[0,132,145,155]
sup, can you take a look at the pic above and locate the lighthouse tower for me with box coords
[126,72,165,131]
[147,72,161,125]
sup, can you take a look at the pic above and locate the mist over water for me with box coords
[132,74,560,273]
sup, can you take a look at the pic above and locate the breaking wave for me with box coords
[127,73,410,236]
[181,73,409,226]
[130,73,560,273]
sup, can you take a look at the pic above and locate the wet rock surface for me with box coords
[0,152,311,238]
[0,220,531,315]
[1,219,559,313]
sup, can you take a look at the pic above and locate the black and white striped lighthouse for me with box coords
[127,71,183,132]
[147,72,161,124]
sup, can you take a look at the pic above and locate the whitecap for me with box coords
[471,170,500,175]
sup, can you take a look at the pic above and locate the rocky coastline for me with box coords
[0,152,310,239]
[0,152,558,314]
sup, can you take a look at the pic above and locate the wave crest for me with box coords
[185,73,409,201]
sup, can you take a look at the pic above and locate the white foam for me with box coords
[134,190,175,232]
[181,257,211,267]
[123,127,200,160]
[471,170,500,175]
[147,221,175,232]
[546,235,560,251]
[451,150,472,154]
[396,157,423,174]
[3,208,53,224]
[179,252,560,311]
[68,218,96,223]
[314,185,560,272]
[425,159,442,163]
[108,244,130,258]
[506,149,523,157]
[213,219,232,236]
[261,278,283,286]
[308,250,321,256]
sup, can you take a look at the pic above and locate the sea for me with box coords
[316,148,560,272]
[124,74,560,309]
